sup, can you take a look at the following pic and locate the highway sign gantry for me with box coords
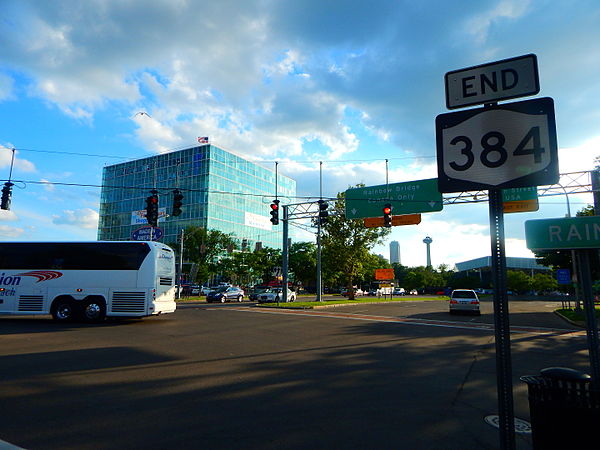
[345,178,442,219]
[436,97,558,193]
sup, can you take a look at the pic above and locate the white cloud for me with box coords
[0,209,18,222]
[40,179,56,192]
[0,74,15,101]
[0,146,37,173]
[466,0,531,43]
[558,136,600,174]
[52,208,99,229]
[0,224,25,238]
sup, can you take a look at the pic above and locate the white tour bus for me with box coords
[0,241,177,322]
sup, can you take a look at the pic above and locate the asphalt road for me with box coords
[0,299,590,449]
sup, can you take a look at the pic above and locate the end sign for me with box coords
[445,54,540,109]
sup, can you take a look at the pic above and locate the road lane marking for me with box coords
[212,306,584,337]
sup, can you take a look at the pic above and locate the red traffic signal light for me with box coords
[270,199,280,225]
[383,203,392,228]
[146,190,159,227]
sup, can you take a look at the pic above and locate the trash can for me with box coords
[520,367,600,449]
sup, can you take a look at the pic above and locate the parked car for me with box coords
[393,287,406,296]
[190,285,201,295]
[257,288,296,303]
[249,286,271,301]
[449,289,480,315]
[206,286,245,303]
[341,288,364,297]
[201,285,214,295]
[409,289,418,295]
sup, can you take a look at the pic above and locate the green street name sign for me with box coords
[345,178,443,219]
[525,216,600,250]
[502,187,538,202]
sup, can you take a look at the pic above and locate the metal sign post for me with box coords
[488,189,516,450]
[577,249,600,387]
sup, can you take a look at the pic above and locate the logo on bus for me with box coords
[0,270,64,286]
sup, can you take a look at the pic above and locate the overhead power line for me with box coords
[1,170,594,205]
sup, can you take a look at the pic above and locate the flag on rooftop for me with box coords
[197,136,209,144]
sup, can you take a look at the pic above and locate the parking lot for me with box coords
[0,299,589,449]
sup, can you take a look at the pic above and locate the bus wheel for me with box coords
[51,298,76,322]
[82,297,106,323]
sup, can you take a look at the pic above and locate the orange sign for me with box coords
[375,268,395,280]
[393,214,421,225]
[503,199,539,213]
[364,214,422,228]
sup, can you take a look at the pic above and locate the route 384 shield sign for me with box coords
[436,97,558,193]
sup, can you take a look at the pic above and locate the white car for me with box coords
[257,288,296,303]
[449,289,480,315]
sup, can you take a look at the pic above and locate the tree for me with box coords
[321,187,391,299]
[531,273,558,293]
[403,266,445,291]
[288,242,317,288]
[392,263,410,287]
[447,274,481,290]
[246,247,281,284]
[357,253,390,288]
[506,270,531,294]
[172,226,239,284]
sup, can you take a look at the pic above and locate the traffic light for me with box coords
[172,189,184,216]
[1,182,13,211]
[145,190,159,227]
[383,203,392,228]
[318,200,329,225]
[270,199,280,225]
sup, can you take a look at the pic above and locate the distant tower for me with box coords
[390,241,400,264]
[423,236,433,267]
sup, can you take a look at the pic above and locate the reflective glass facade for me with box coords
[98,145,295,249]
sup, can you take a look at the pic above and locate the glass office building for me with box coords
[98,144,296,250]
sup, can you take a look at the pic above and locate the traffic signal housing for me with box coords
[172,189,184,216]
[270,199,280,225]
[146,190,159,227]
[383,203,392,228]
[318,200,329,225]
[1,182,13,211]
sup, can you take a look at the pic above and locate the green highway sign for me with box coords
[502,187,538,213]
[502,187,538,202]
[345,178,443,219]
[525,216,600,250]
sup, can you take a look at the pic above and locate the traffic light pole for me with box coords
[177,228,184,300]
[316,218,322,302]
[282,205,289,303]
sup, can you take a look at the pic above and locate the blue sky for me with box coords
[0,0,598,267]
